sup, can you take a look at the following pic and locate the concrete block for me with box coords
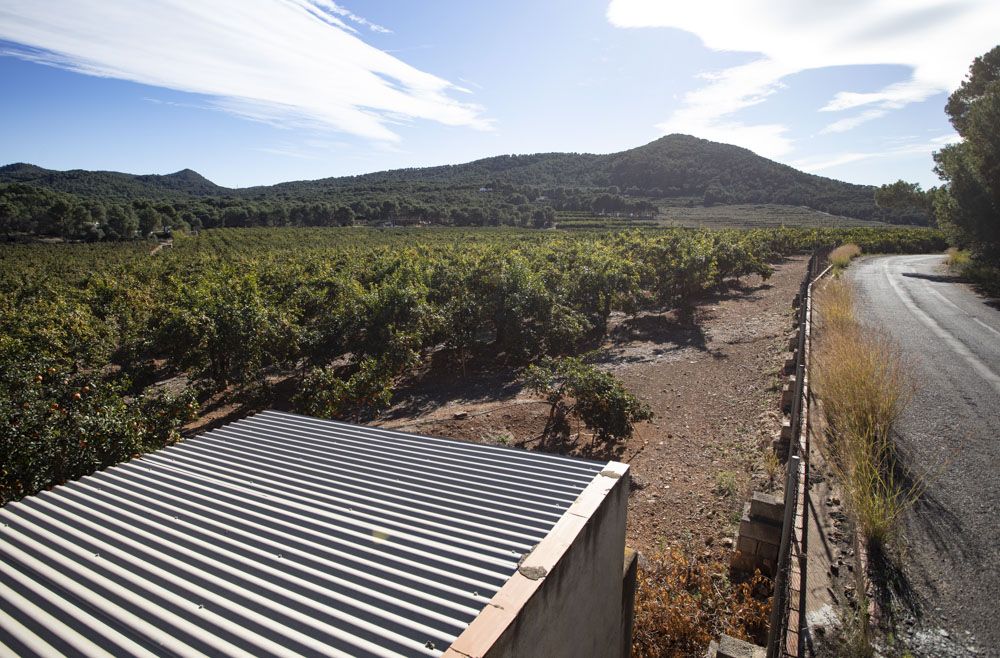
[783,353,798,375]
[786,333,799,351]
[780,376,797,412]
[736,535,757,555]
[749,492,783,524]
[755,540,779,562]
[780,383,792,412]
[738,516,782,545]
[780,417,794,442]
[729,552,757,574]
[713,634,766,658]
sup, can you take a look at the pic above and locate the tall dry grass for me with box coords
[815,275,856,336]
[829,243,862,271]
[945,246,971,270]
[813,279,919,547]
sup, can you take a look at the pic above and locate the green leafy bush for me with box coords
[0,360,196,504]
[294,356,400,421]
[525,355,652,444]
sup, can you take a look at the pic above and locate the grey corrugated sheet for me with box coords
[0,409,608,657]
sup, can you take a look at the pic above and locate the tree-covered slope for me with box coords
[252,134,877,217]
[1,134,926,237]
[0,163,224,199]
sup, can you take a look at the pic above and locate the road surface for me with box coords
[848,254,1000,656]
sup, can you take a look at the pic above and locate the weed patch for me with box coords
[632,549,771,657]
[830,243,862,272]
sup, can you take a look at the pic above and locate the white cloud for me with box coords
[819,109,891,135]
[792,133,962,173]
[313,0,392,34]
[607,0,1000,152]
[0,0,490,142]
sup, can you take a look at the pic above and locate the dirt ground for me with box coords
[375,255,809,557]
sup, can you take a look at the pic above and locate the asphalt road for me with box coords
[848,255,1000,656]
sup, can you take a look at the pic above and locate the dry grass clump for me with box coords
[816,276,856,336]
[829,243,862,271]
[945,246,971,270]
[814,279,919,547]
[632,549,770,657]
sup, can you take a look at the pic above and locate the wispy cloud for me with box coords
[0,0,490,142]
[819,109,891,135]
[792,133,962,173]
[314,0,392,34]
[607,0,1000,156]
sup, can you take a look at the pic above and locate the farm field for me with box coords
[655,203,892,229]
[553,203,898,230]
[376,253,811,556]
[1,224,944,503]
[0,223,947,653]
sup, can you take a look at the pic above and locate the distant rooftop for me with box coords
[0,410,614,657]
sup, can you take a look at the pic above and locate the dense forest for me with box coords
[0,135,930,241]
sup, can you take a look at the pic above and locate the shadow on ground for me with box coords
[901,272,966,284]
[382,351,525,422]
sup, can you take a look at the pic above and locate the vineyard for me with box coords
[0,225,946,503]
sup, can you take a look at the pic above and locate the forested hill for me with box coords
[263,135,881,220]
[0,163,223,199]
[0,135,928,239]
[292,134,873,210]
[4,135,871,206]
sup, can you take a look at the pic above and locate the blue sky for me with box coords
[1,0,996,188]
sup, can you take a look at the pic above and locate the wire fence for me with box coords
[766,249,830,658]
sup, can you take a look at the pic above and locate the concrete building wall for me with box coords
[445,463,630,658]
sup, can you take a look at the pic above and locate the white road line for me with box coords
[905,265,1000,341]
[882,257,1000,394]
[973,317,1000,339]
[921,284,1000,340]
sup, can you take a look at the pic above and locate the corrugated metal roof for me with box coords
[0,410,609,657]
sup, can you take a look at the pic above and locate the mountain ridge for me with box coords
[0,135,915,223]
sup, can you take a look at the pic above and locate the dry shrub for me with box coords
[829,243,862,271]
[815,278,856,337]
[945,246,971,270]
[814,280,919,547]
[632,549,771,657]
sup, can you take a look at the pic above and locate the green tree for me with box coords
[525,356,651,445]
[874,180,929,211]
[0,200,19,238]
[934,45,1000,259]
[334,205,356,226]
[532,205,556,228]
[105,204,138,240]
[137,205,161,237]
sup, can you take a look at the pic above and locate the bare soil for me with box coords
[376,256,810,557]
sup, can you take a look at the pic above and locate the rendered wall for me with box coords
[445,464,630,658]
